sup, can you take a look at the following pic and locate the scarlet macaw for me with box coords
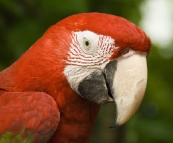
[0,13,151,143]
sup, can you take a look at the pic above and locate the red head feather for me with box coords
[56,13,151,54]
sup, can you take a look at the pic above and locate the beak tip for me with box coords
[109,122,120,129]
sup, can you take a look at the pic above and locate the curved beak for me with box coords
[77,51,147,127]
[111,51,147,127]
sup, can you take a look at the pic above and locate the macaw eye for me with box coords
[83,37,91,50]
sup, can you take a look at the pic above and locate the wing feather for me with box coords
[0,92,60,143]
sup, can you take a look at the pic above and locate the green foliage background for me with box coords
[0,0,173,143]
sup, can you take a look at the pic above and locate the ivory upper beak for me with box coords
[112,51,147,126]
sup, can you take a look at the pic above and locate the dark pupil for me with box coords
[85,41,89,46]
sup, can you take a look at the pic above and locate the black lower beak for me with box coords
[78,69,112,104]
[78,60,117,104]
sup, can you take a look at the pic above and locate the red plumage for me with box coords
[0,13,151,143]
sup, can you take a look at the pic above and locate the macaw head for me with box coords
[53,13,151,126]
[10,12,151,127]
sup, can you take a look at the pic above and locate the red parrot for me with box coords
[0,13,151,143]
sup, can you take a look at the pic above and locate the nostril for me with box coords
[120,47,130,55]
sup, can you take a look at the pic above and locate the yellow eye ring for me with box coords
[83,37,91,50]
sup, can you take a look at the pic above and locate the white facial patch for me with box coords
[66,30,117,67]
[64,30,117,93]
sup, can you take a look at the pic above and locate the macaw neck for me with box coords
[50,88,100,143]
